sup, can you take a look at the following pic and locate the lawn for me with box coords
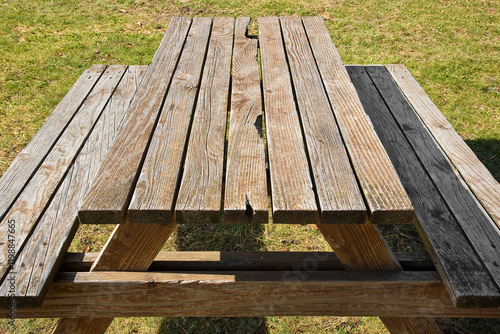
[0,0,499,333]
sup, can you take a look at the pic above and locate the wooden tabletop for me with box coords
[78,16,414,227]
[1,16,499,316]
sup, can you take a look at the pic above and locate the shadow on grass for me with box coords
[464,139,500,183]
[159,223,268,333]
[158,317,267,334]
[437,317,500,334]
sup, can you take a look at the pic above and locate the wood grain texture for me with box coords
[280,17,366,224]
[317,216,442,331]
[302,16,413,225]
[54,270,441,283]
[224,17,268,224]
[78,17,192,225]
[258,17,317,224]
[59,250,435,272]
[317,220,401,271]
[9,271,500,318]
[52,318,113,334]
[90,221,177,272]
[387,64,500,228]
[310,90,438,332]
[128,18,212,225]
[0,65,126,282]
[175,18,235,224]
[347,65,500,308]
[0,66,147,307]
[53,221,178,332]
[0,65,106,222]
[380,317,442,334]
[367,64,500,297]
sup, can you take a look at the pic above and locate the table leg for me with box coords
[381,317,443,334]
[316,220,442,334]
[51,318,112,334]
[52,220,177,334]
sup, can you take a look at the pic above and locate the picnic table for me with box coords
[1,16,499,333]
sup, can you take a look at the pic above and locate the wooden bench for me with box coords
[1,16,499,333]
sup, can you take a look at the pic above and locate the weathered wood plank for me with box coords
[381,318,443,334]
[387,64,500,228]
[280,16,366,224]
[317,221,401,271]
[366,64,500,305]
[53,221,178,332]
[302,16,413,225]
[175,18,235,224]
[318,218,442,332]
[59,250,435,272]
[78,17,192,225]
[0,66,148,307]
[59,270,440,283]
[90,221,177,272]
[52,318,113,334]
[0,65,106,222]
[224,17,268,224]
[258,17,317,224]
[128,18,212,225]
[0,65,126,283]
[8,271,500,318]
[347,65,500,308]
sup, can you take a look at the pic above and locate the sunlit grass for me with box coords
[0,0,498,332]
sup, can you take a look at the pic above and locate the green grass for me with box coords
[0,0,499,333]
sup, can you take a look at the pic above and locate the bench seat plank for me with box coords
[0,66,147,307]
[347,65,500,308]
[0,65,106,222]
[302,17,413,225]
[128,18,212,225]
[387,64,500,228]
[280,17,366,224]
[258,17,318,224]
[175,18,235,224]
[366,64,500,306]
[78,17,192,225]
[0,65,126,282]
[224,18,268,224]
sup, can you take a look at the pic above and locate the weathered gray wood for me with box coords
[365,64,500,306]
[302,17,413,225]
[78,17,192,225]
[0,66,147,307]
[0,65,106,222]
[387,64,500,228]
[224,17,268,224]
[9,271,500,318]
[59,251,435,272]
[347,65,500,308]
[0,66,126,283]
[62,178,179,333]
[258,17,317,224]
[128,18,212,225]
[175,18,235,224]
[280,17,366,225]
